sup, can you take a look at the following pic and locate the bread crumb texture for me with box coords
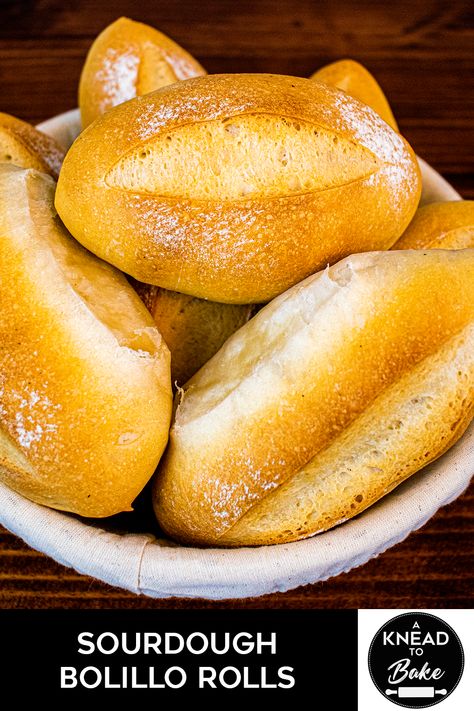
[106,114,379,200]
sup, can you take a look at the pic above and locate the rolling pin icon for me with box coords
[386,688,447,699]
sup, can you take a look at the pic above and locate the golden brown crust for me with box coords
[219,323,474,545]
[392,200,474,250]
[311,58,398,131]
[0,165,172,517]
[0,112,66,180]
[152,249,474,545]
[79,17,206,128]
[132,281,256,386]
[56,74,421,303]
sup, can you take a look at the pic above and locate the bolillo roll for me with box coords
[79,17,206,128]
[0,165,172,517]
[56,74,421,304]
[392,200,474,250]
[311,58,398,131]
[133,282,256,386]
[153,249,474,546]
[0,111,65,180]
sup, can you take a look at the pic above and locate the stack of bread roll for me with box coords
[1,17,473,546]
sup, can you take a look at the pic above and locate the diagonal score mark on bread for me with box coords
[392,202,474,251]
[415,226,474,250]
[56,74,421,303]
[0,164,172,516]
[219,322,474,545]
[19,166,163,357]
[105,114,380,201]
[438,228,473,248]
[153,249,474,545]
[0,112,66,181]
[79,17,206,128]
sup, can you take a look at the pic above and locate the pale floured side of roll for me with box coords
[153,249,474,545]
[220,321,474,545]
[0,165,172,517]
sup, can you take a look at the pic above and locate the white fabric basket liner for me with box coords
[0,109,470,600]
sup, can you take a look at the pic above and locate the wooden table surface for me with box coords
[0,0,472,609]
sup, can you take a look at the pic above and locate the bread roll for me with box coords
[311,59,398,131]
[219,322,474,545]
[0,112,65,180]
[56,74,421,304]
[79,17,206,128]
[392,200,474,250]
[0,165,172,517]
[153,249,474,545]
[134,282,256,386]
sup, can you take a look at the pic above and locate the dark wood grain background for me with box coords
[0,0,472,609]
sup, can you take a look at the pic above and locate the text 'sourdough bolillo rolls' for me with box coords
[153,249,474,546]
